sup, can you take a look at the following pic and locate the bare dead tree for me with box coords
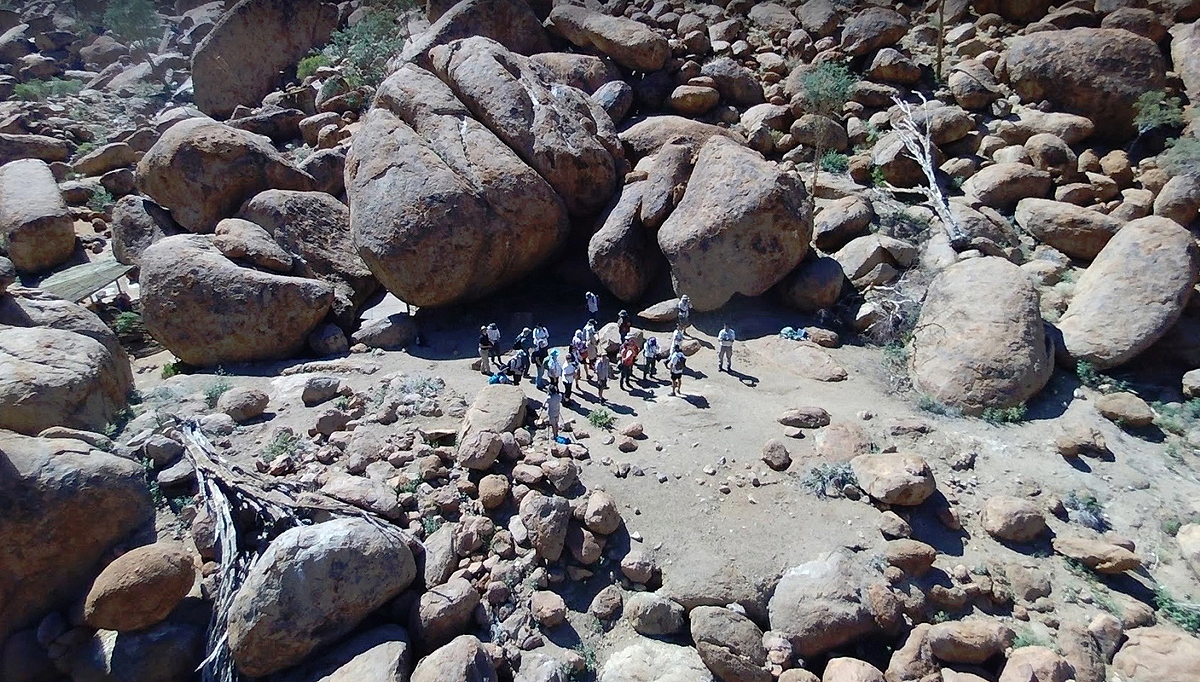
[883,94,965,247]
[179,421,409,682]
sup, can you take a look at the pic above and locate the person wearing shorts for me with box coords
[595,353,611,404]
[668,345,686,396]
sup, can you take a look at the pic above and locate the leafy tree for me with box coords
[799,61,855,210]
[320,0,412,88]
[1134,89,1185,134]
[103,0,162,46]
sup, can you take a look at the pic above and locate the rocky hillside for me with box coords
[3,0,1200,681]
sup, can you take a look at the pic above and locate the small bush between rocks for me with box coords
[1153,399,1200,436]
[318,0,413,88]
[1074,360,1131,394]
[869,165,887,187]
[1162,136,1200,177]
[588,408,615,430]
[421,515,444,537]
[1162,513,1200,537]
[113,311,142,335]
[820,151,849,173]
[981,404,1027,425]
[296,54,332,80]
[880,341,912,394]
[88,187,115,213]
[1012,630,1055,650]
[917,393,962,417]
[13,78,84,102]
[1064,490,1109,532]
[1155,587,1200,633]
[103,0,162,46]
[104,406,133,439]
[1134,90,1185,134]
[801,462,857,499]
[203,377,232,408]
[262,431,299,463]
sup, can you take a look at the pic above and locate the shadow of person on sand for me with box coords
[724,368,759,387]
[680,393,710,409]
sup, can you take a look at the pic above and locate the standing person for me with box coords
[617,310,632,338]
[486,323,501,360]
[668,345,687,396]
[594,352,612,404]
[562,354,578,405]
[478,326,493,375]
[642,336,660,381]
[546,382,562,440]
[717,323,736,372]
[676,294,691,331]
[618,337,638,391]
[585,291,599,319]
[571,329,589,381]
[671,326,684,351]
[514,326,533,352]
[544,349,562,390]
[532,325,549,387]
[584,319,599,378]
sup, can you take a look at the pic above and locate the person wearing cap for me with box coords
[486,323,501,360]
[478,326,493,375]
[677,295,691,331]
[532,325,549,387]
[617,310,632,338]
[544,348,562,391]
[642,336,660,381]
[594,352,612,404]
[546,381,563,440]
[618,335,638,391]
[585,290,599,318]
[514,326,533,352]
[506,349,529,385]
[717,323,736,372]
[571,329,589,381]
[562,354,578,405]
[583,319,599,379]
[667,344,687,396]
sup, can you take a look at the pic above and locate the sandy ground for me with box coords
[130,279,1200,664]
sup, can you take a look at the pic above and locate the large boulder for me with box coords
[192,0,338,118]
[0,431,152,643]
[460,384,527,440]
[768,552,879,657]
[64,598,209,682]
[548,5,669,72]
[518,491,570,562]
[1180,523,1200,577]
[111,195,182,266]
[1051,536,1142,573]
[599,637,716,682]
[279,625,411,682]
[411,635,497,682]
[429,37,622,217]
[227,518,417,677]
[83,542,196,632]
[400,0,550,68]
[850,453,935,506]
[238,189,377,309]
[1171,21,1200,107]
[137,118,314,234]
[777,256,845,313]
[1014,198,1122,261]
[0,321,132,436]
[617,116,741,161]
[1112,626,1200,682]
[961,163,1051,209]
[346,63,568,308]
[588,181,659,302]
[981,496,1046,542]
[0,159,75,274]
[910,257,1053,413]
[140,234,334,366]
[689,606,770,682]
[1005,28,1165,138]
[1057,216,1199,369]
[658,136,809,311]
[0,133,70,166]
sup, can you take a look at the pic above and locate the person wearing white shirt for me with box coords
[585,291,599,317]
[717,323,736,372]
[676,294,691,330]
[562,355,578,405]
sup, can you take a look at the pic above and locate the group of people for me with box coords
[477,293,738,436]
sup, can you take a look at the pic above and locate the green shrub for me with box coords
[1075,360,1131,393]
[321,0,412,88]
[1064,490,1109,531]
[263,431,300,463]
[297,54,332,80]
[1134,89,1185,134]
[1155,587,1200,633]
[917,393,961,417]
[113,311,143,335]
[799,61,855,117]
[13,78,84,101]
[87,187,115,213]
[1153,399,1200,436]
[870,164,887,187]
[588,408,615,430]
[203,378,232,408]
[103,0,162,46]
[801,462,857,498]
[981,404,1027,425]
[1162,136,1200,177]
[820,150,849,173]
[1011,630,1050,649]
